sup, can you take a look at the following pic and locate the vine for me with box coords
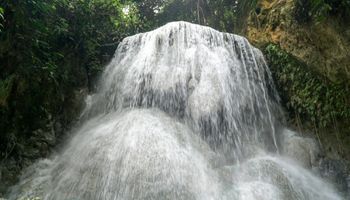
[265,44,350,128]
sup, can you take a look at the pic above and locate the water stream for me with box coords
[8,21,342,200]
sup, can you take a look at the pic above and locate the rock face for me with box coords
[282,129,321,169]
[244,0,350,196]
[0,80,89,196]
[245,0,350,154]
[246,0,350,83]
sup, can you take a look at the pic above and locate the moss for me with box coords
[264,43,350,159]
[264,43,350,128]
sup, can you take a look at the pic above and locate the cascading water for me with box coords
[8,21,343,200]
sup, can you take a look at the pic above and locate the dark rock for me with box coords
[0,86,88,195]
[0,159,21,196]
[319,159,350,196]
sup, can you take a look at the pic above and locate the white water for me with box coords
[8,22,342,200]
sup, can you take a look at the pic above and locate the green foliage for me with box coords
[133,0,254,33]
[265,44,350,128]
[0,0,146,159]
[206,0,239,32]
[326,0,350,19]
[295,0,350,23]
[310,0,332,21]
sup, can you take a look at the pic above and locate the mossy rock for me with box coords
[264,43,350,159]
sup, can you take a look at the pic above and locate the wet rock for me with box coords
[0,87,88,195]
[281,129,321,168]
[319,159,350,195]
[0,159,21,196]
[54,121,63,136]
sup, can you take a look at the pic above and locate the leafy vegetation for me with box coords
[295,0,350,23]
[0,0,145,160]
[133,0,258,33]
[265,44,350,128]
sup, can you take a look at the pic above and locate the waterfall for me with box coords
[8,21,342,200]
